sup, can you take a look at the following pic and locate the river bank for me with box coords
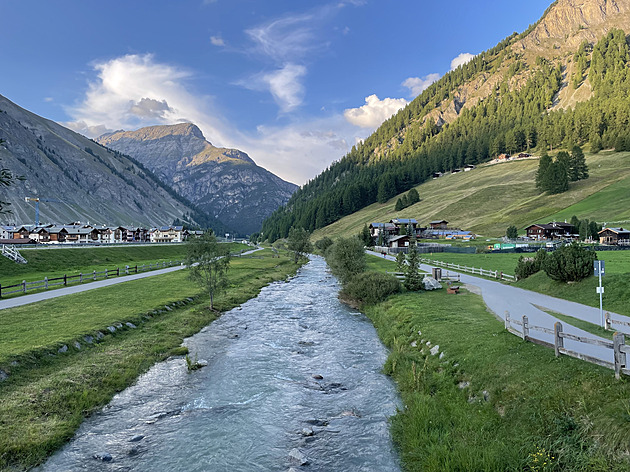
[0,250,300,471]
[363,286,630,471]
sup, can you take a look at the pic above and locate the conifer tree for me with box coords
[395,198,404,211]
[407,188,420,205]
[570,145,589,181]
[536,152,552,191]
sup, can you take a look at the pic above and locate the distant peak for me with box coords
[97,122,208,144]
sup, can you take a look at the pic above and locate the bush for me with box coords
[515,249,548,280]
[314,237,333,254]
[325,237,366,283]
[543,243,596,282]
[341,271,401,305]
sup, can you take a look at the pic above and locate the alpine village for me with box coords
[3,1,630,471]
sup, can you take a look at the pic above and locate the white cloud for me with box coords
[44,97,54,102]
[450,53,475,71]
[402,73,440,97]
[210,35,225,47]
[63,54,230,145]
[63,53,363,185]
[261,64,307,113]
[343,94,408,129]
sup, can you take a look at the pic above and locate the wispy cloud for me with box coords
[344,94,408,129]
[210,35,225,47]
[450,52,475,71]
[402,74,440,97]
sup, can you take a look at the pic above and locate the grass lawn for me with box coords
[365,288,630,471]
[0,242,248,296]
[0,248,299,471]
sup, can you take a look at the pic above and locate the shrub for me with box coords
[515,249,548,280]
[543,243,596,282]
[314,237,333,254]
[341,271,401,305]
[325,237,366,283]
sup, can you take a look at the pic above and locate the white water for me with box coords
[40,257,401,471]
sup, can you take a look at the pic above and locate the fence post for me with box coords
[22,280,26,293]
[64,274,67,286]
[613,332,626,380]
[554,322,563,357]
[44,277,48,289]
[505,311,510,330]
[125,265,129,275]
[522,315,529,340]
[135,265,138,273]
[105,269,108,278]
[79,273,83,283]
[605,312,612,331]
[116,268,120,276]
[93,270,96,280]
[0,284,2,298]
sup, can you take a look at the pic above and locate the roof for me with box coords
[430,220,448,224]
[389,235,410,242]
[599,227,630,235]
[369,223,395,228]
[391,218,417,225]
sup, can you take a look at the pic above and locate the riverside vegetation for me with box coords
[357,253,630,471]
[0,248,301,471]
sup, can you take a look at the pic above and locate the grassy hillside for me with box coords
[313,150,630,240]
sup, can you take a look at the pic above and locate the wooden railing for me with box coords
[0,260,183,298]
[420,257,516,282]
[505,311,629,379]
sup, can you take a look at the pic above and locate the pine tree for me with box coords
[377,229,384,247]
[404,246,423,291]
[570,215,580,230]
[570,145,589,181]
[579,219,589,240]
[395,198,404,211]
[536,152,552,191]
[407,188,420,205]
[545,160,569,194]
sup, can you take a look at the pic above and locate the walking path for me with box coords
[0,248,263,311]
[367,250,630,365]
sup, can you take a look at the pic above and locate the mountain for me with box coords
[0,94,227,232]
[97,124,298,235]
[262,0,630,241]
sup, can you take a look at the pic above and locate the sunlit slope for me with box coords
[312,150,630,240]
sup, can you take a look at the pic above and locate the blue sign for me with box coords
[594,260,605,276]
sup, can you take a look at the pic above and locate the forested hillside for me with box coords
[262,18,630,241]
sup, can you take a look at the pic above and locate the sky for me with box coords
[0,0,553,185]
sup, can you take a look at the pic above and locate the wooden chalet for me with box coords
[390,218,417,232]
[429,220,448,230]
[599,227,630,245]
[388,235,411,248]
[525,222,574,240]
[369,222,396,238]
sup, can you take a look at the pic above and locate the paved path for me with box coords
[367,250,630,365]
[0,247,263,311]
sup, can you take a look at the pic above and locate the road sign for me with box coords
[596,286,604,294]
[594,260,605,276]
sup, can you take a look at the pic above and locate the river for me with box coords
[39,257,401,471]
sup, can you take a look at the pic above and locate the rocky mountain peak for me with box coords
[516,0,630,53]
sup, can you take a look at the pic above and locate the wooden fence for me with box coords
[420,257,516,282]
[0,260,183,298]
[505,311,629,379]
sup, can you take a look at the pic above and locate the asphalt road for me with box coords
[367,250,630,365]
[0,247,263,311]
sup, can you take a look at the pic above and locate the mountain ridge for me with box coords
[97,124,297,234]
[0,94,227,231]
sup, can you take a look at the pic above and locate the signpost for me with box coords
[594,260,605,328]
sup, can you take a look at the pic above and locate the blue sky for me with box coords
[1,0,553,184]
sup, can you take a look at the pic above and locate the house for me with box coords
[0,226,18,239]
[429,220,448,230]
[12,225,34,239]
[388,235,411,248]
[525,222,574,240]
[497,153,511,161]
[369,223,396,239]
[463,165,475,172]
[432,172,443,179]
[599,227,630,245]
[150,226,184,243]
[390,218,417,233]
[518,153,532,158]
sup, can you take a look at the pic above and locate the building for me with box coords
[598,227,630,245]
[429,220,448,230]
[525,222,574,240]
[150,226,184,243]
[388,235,411,248]
[369,223,396,239]
[390,218,417,232]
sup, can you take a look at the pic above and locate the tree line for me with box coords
[262,29,630,241]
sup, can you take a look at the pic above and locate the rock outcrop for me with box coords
[97,124,297,234]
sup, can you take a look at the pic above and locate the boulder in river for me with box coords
[288,448,308,465]
[312,374,323,380]
[93,452,112,462]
